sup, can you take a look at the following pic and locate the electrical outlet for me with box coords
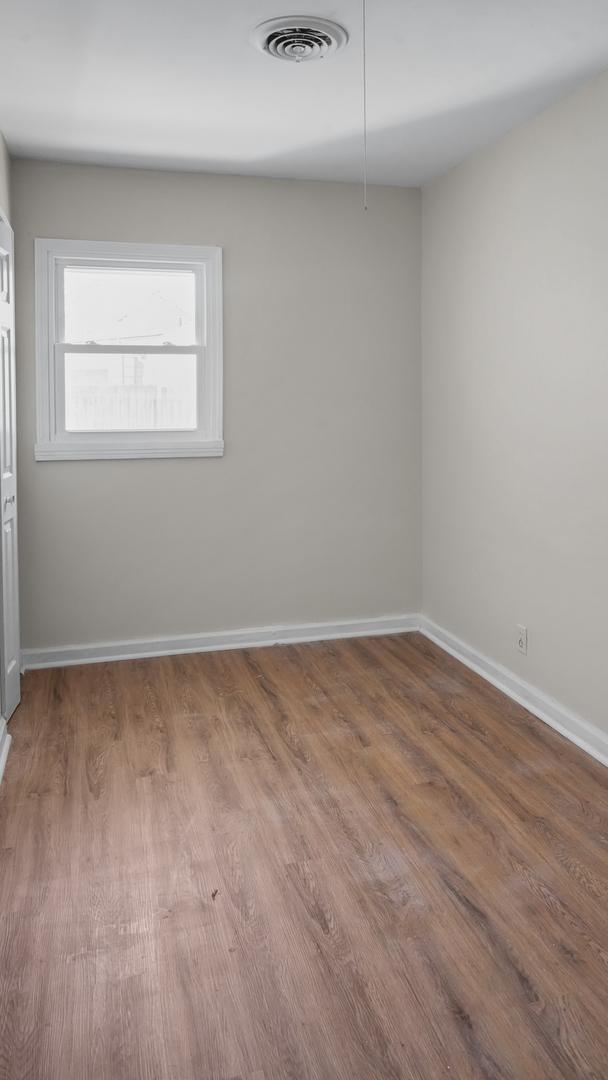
[517,625,528,655]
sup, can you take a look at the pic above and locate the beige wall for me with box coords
[422,69,608,735]
[0,133,9,221]
[12,160,421,648]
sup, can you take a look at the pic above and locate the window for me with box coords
[35,239,223,459]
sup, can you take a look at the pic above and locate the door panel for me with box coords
[0,218,20,720]
[2,328,14,474]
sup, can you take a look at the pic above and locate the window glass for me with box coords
[64,352,198,431]
[63,266,197,346]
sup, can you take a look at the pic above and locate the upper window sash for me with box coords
[53,256,206,349]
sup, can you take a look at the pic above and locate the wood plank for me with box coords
[0,633,607,1079]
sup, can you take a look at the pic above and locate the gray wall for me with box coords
[422,69,608,736]
[12,161,421,649]
[0,133,9,220]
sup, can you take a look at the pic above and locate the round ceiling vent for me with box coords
[252,16,349,62]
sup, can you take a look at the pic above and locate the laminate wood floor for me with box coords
[1,633,607,1079]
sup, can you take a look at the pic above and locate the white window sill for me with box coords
[35,441,225,461]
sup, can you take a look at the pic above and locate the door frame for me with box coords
[0,204,20,770]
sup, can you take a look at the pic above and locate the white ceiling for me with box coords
[2,0,608,186]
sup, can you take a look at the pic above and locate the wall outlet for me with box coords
[516,624,528,655]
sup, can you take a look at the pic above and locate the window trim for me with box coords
[35,238,223,460]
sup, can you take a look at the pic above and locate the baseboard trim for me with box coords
[21,614,420,672]
[419,617,608,769]
[0,719,11,785]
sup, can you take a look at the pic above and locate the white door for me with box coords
[0,217,20,720]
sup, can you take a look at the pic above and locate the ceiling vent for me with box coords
[252,16,349,62]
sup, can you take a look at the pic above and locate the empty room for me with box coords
[0,1,607,1077]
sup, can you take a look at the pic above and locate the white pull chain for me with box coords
[362,0,368,209]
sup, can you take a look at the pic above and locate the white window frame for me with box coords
[35,238,223,460]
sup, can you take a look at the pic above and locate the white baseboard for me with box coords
[419,617,608,769]
[21,614,420,672]
[0,718,11,785]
